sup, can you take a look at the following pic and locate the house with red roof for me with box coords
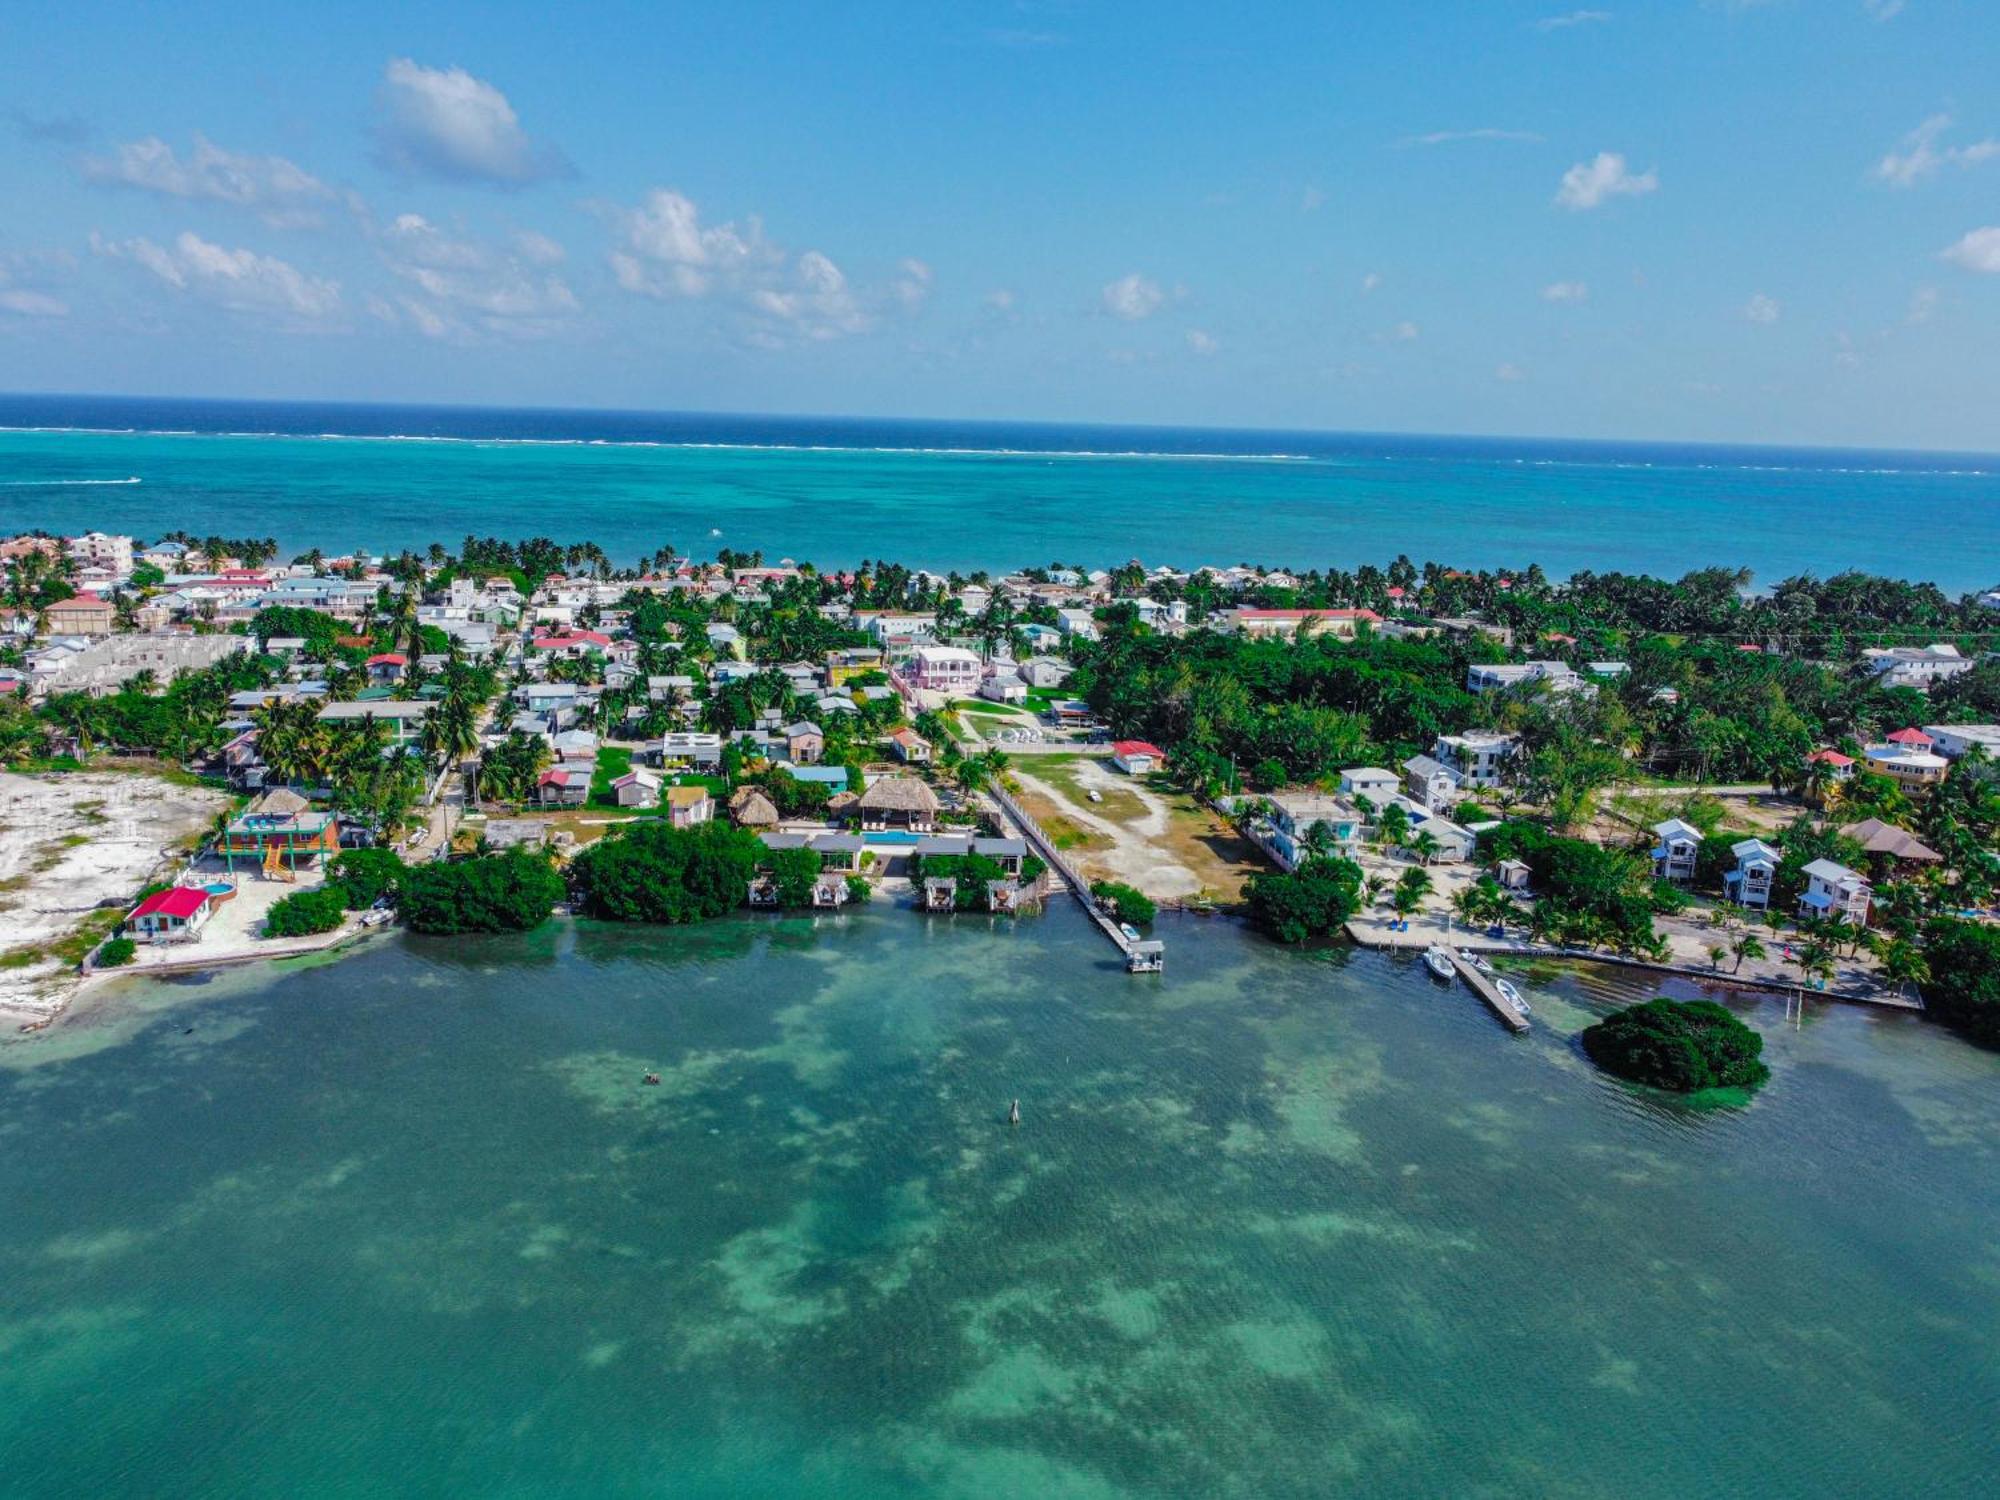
[534,766,590,806]
[530,629,614,660]
[127,886,217,944]
[1884,727,1933,751]
[365,651,407,685]
[1112,740,1167,775]
[45,592,115,635]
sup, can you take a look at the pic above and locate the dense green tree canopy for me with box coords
[1581,998,1771,1093]
[401,849,565,935]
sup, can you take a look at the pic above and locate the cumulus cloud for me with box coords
[1535,9,1612,29]
[1541,280,1589,303]
[512,229,566,266]
[1555,152,1657,210]
[1743,292,1780,324]
[1941,227,2000,273]
[1360,272,1383,293]
[602,185,923,343]
[1874,114,2000,188]
[0,256,69,317]
[372,59,568,185]
[606,188,770,299]
[1101,272,1166,320]
[376,212,578,339]
[83,134,334,227]
[1186,329,1218,355]
[750,250,870,340]
[1400,127,1544,147]
[93,229,340,324]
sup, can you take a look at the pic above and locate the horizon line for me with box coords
[4,388,1999,464]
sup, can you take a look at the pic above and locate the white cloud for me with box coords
[372,59,567,185]
[1541,280,1589,303]
[1186,329,1218,355]
[1863,0,1905,19]
[512,230,566,266]
[891,257,933,311]
[1376,320,1420,343]
[1941,226,2000,273]
[1400,128,1544,147]
[1360,272,1382,293]
[1535,10,1612,30]
[1906,285,1939,323]
[83,134,333,227]
[606,188,769,299]
[1556,152,1657,210]
[1101,272,1165,320]
[1744,292,1781,324]
[1874,115,2000,188]
[750,250,872,340]
[0,259,68,317]
[985,288,1017,312]
[93,229,340,324]
[1496,362,1526,382]
[377,213,577,339]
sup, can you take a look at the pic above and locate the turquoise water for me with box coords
[2,398,1997,586]
[2,908,1994,1497]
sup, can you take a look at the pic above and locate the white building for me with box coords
[1466,660,1586,696]
[909,645,983,693]
[1338,767,1401,807]
[1799,859,1871,924]
[1650,818,1702,882]
[1262,792,1362,869]
[1861,644,1973,690]
[1723,838,1780,910]
[67,532,135,574]
[1432,732,1519,790]
[1923,723,2000,760]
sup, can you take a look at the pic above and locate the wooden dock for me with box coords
[1445,950,1531,1033]
[988,785,1161,972]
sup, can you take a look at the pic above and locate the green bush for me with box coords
[401,848,565,935]
[263,885,348,938]
[843,874,872,906]
[329,847,406,909]
[1581,998,1770,1093]
[98,936,137,968]
[569,821,762,924]
[1920,918,2000,1049]
[1091,880,1157,924]
[1246,856,1363,943]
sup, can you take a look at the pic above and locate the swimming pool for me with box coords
[862,831,922,846]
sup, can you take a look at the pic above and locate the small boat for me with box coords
[1119,922,1143,942]
[1461,949,1494,975]
[1424,945,1457,980]
[1495,978,1529,1013]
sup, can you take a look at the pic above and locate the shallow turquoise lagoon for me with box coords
[1,907,1994,1497]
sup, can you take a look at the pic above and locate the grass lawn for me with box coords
[586,746,634,809]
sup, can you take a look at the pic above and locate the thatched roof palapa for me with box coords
[729,788,780,826]
[857,775,940,815]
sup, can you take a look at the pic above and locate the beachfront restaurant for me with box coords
[219,787,342,876]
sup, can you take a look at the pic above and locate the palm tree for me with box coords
[1876,938,1929,1001]
[1406,829,1441,867]
[1730,931,1767,973]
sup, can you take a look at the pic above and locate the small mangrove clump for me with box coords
[1581,997,1770,1093]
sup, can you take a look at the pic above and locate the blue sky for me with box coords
[3,1,1999,449]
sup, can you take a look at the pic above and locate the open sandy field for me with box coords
[1006,754,1265,906]
[0,770,230,1026]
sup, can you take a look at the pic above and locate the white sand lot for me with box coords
[0,771,229,1026]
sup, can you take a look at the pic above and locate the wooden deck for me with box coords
[1444,950,1532,1033]
[989,784,1161,972]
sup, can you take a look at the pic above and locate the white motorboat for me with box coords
[1495,978,1529,1013]
[1424,945,1457,980]
[1461,949,1495,975]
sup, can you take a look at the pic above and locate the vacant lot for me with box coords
[1007,754,1265,906]
[0,771,230,1025]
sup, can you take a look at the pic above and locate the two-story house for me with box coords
[1798,859,1871,925]
[1723,837,1780,910]
[1650,818,1702,883]
[1264,792,1362,870]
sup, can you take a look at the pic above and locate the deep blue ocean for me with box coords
[2,393,1996,588]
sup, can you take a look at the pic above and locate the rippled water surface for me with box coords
[1,908,1994,1497]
